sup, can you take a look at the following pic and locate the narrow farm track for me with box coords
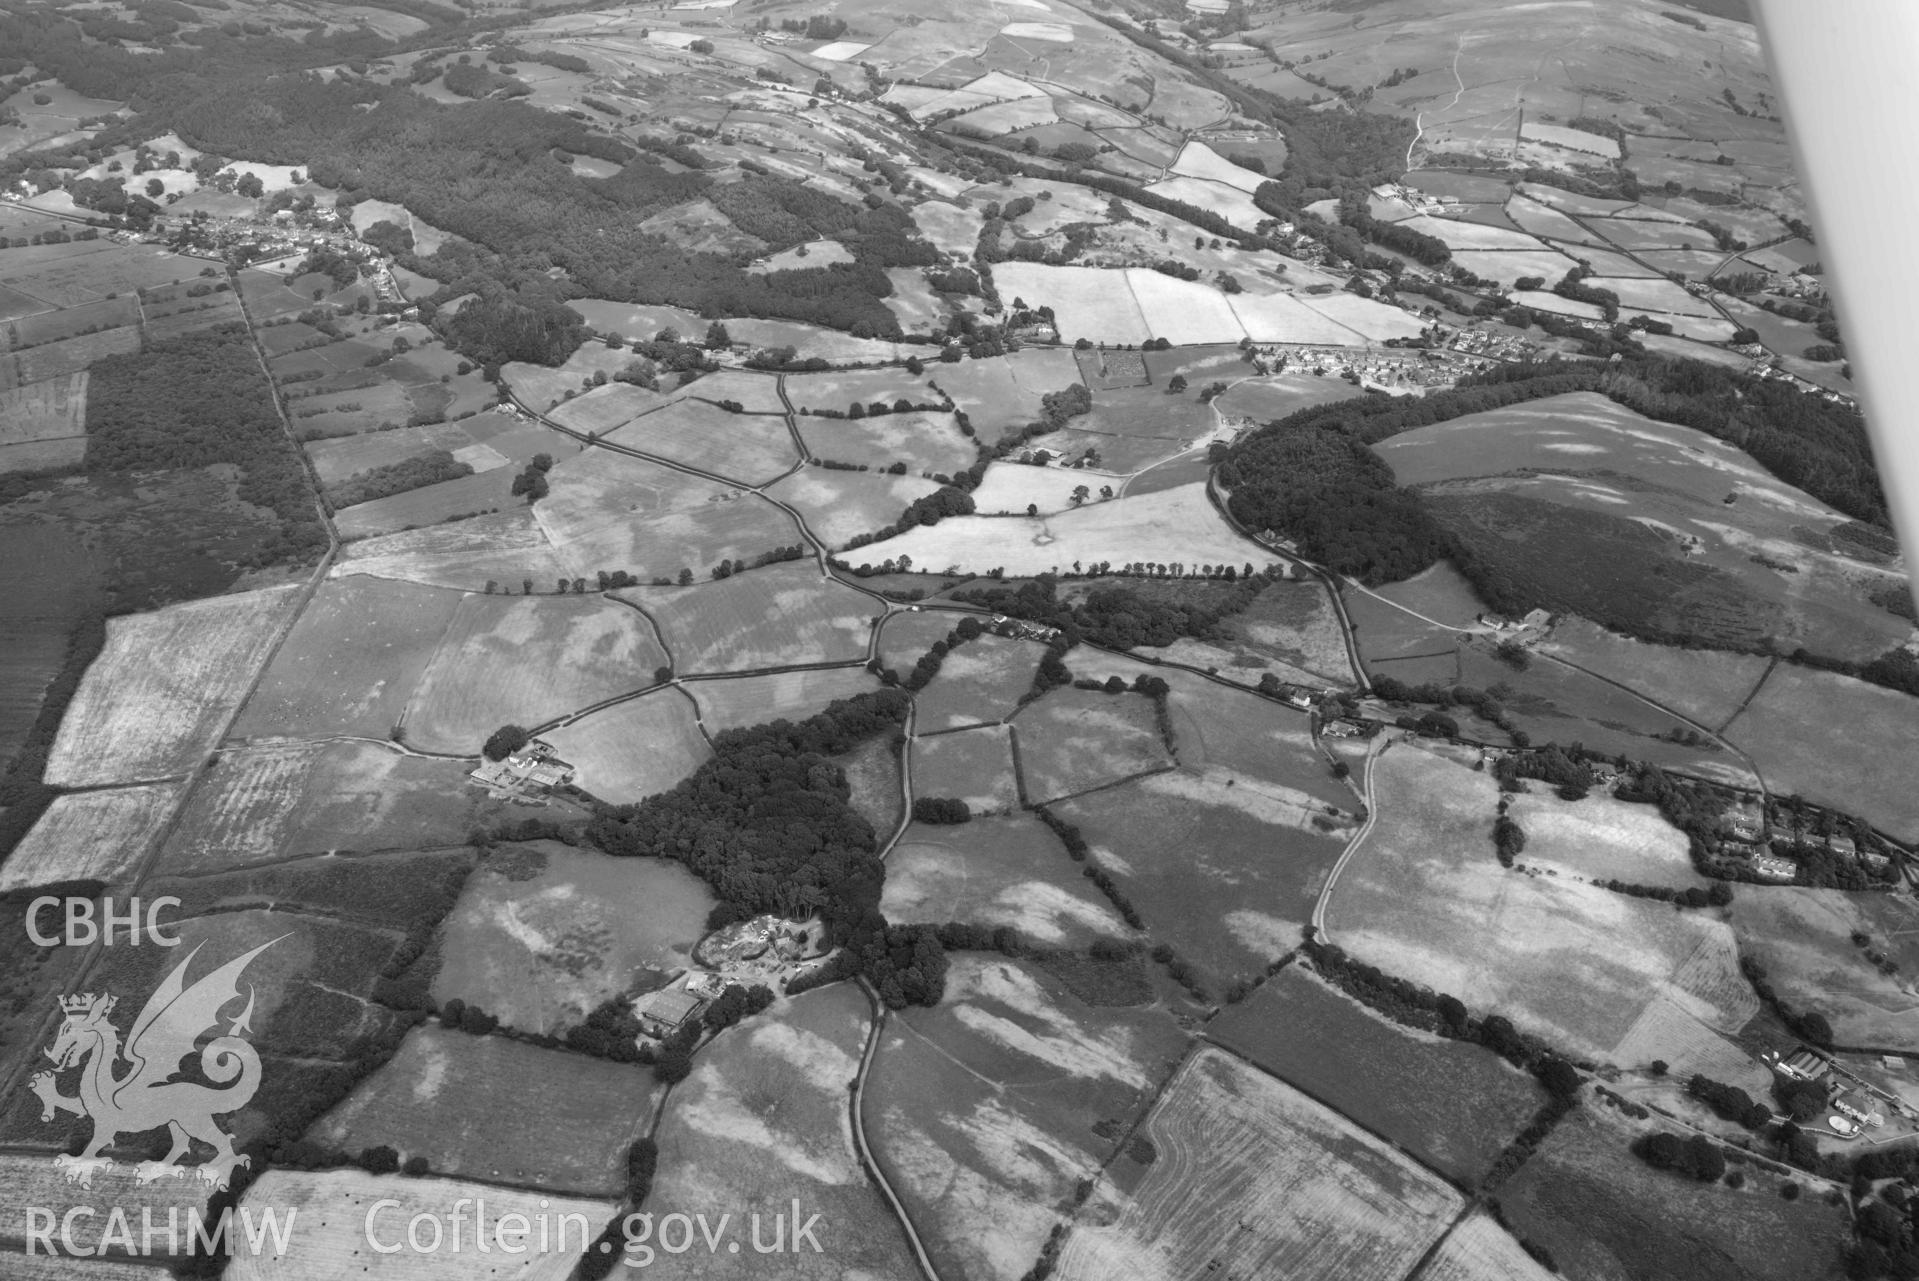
[1309,734,1386,943]
[850,978,944,1281]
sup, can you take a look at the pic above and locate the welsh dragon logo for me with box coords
[31,938,280,1191]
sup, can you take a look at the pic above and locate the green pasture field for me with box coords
[1454,645,1752,783]
[915,634,1042,731]
[1730,888,1919,1051]
[304,420,478,486]
[1,294,137,350]
[1505,783,1703,888]
[1322,740,1751,1064]
[1209,965,1545,1185]
[1054,1047,1462,1281]
[876,606,967,666]
[608,395,800,484]
[141,294,245,341]
[1724,662,1919,840]
[270,337,388,383]
[1012,687,1172,804]
[0,780,183,891]
[842,734,903,840]
[429,840,715,1034]
[45,585,302,787]
[1055,769,1353,982]
[2,244,192,307]
[1500,1107,1849,1281]
[1415,1211,1560,1281]
[544,686,711,805]
[619,561,877,673]
[685,368,786,414]
[933,350,1072,433]
[865,953,1188,1281]
[1591,216,1719,252]
[794,408,975,476]
[234,576,465,741]
[912,723,1021,815]
[783,370,935,415]
[650,984,924,1280]
[0,371,85,445]
[1210,370,1370,423]
[765,466,940,550]
[332,474,504,539]
[0,326,140,392]
[329,507,571,593]
[1123,449,1210,498]
[563,298,704,342]
[402,594,668,753]
[1540,615,1772,731]
[317,1025,658,1194]
[687,665,878,733]
[881,815,1129,947]
[536,449,801,583]
[0,283,46,322]
[1406,170,1518,202]
[236,267,325,322]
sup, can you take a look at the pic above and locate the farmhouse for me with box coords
[636,987,705,1037]
[1750,853,1798,882]
[468,738,576,801]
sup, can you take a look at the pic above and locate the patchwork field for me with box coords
[1055,1048,1463,1281]
[1540,615,1773,730]
[687,666,878,732]
[647,984,922,1279]
[882,815,1129,947]
[765,467,940,549]
[1210,965,1546,1184]
[535,450,800,582]
[1014,687,1172,803]
[228,1169,614,1280]
[914,634,1041,730]
[158,738,529,872]
[402,594,667,752]
[46,585,301,786]
[1128,578,1356,687]
[544,688,710,804]
[618,561,877,672]
[235,577,464,741]
[429,840,715,1033]
[0,780,183,891]
[865,955,1187,1281]
[912,723,1021,815]
[1413,1213,1557,1281]
[793,408,975,476]
[316,1024,660,1193]
[609,397,800,485]
[1056,768,1353,983]
[1723,665,1919,840]
[330,508,571,591]
[1323,741,1754,1064]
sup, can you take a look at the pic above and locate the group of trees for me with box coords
[86,327,327,567]
[509,452,554,502]
[325,449,472,511]
[953,570,1274,652]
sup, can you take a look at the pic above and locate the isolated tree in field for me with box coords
[654,666,673,685]
[235,172,263,199]
[1071,485,1090,506]
[483,725,532,761]
[1027,503,1039,517]
[145,178,164,198]
[704,320,730,349]
[1167,374,1188,394]
[678,567,694,585]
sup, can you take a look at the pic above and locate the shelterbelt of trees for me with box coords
[171,78,939,362]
